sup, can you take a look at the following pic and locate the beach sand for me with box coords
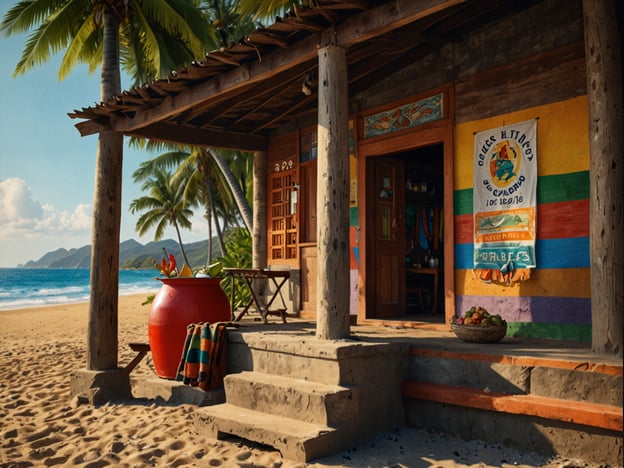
[1,295,587,467]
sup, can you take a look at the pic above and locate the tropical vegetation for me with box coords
[2,0,217,369]
[129,168,195,266]
[205,227,253,309]
[130,144,253,267]
[2,0,294,351]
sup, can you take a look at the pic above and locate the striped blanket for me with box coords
[176,322,228,391]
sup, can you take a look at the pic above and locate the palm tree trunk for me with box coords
[208,149,253,232]
[172,219,191,266]
[204,207,213,267]
[210,188,228,257]
[87,5,123,370]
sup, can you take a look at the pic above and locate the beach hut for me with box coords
[69,0,622,462]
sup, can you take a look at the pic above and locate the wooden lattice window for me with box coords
[269,158,298,261]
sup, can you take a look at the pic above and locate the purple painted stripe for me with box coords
[456,295,591,325]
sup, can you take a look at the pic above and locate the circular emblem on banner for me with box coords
[489,141,521,188]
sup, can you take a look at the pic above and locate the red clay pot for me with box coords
[148,277,231,379]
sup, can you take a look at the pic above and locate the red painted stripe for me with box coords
[454,213,473,244]
[537,199,589,239]
[454,199,589,244]
[402,381,623,431]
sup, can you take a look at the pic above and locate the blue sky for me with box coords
[0,4,207,267]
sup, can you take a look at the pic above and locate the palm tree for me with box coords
[129,168,195,266]
[2,1,211,81]
[131,144,254,265]
[203,0,259,46]
[1,0,212,372]
[128,1,259,265]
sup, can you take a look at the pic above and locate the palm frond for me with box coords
[138,0,206,59]
[9,0,92,77]
[126,3,161,78]
[234,0,298,22]
[58,12,96,80]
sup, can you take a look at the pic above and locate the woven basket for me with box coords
[451,322,507,343]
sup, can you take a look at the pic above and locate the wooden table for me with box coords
[224,268,290,323]
[407,267,441,314]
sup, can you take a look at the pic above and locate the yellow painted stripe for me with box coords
[455,267,590,298]
[455,96,589,190]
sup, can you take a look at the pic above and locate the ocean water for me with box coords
[0,268,161,311]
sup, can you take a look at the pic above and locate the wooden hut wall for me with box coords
[349,0,589,340]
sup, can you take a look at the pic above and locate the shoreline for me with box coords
[0,291,155,313]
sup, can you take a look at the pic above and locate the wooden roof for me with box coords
[69,0,540,152]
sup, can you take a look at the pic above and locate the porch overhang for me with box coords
[69,0,540,152]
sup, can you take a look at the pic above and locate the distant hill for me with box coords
[20,239,222,270]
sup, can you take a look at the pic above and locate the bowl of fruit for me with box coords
[451,306,507,343]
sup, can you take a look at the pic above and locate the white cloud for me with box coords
[0,178,43,221]
[0,178,91,238]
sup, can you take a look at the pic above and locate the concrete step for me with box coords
[223,371,358,427]
[130,376,224,406]
[194,403,343,462]
[239,332,408,385]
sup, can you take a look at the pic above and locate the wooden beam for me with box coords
[402,381,623,432]
[335,0,467,47]
[102,0,466,136]
[125,122,269,152]
[254,93,317,133]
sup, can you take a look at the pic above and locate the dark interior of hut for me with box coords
[392,144,445,323]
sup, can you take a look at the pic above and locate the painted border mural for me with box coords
[473,120,537,284]
[363,92,443,138]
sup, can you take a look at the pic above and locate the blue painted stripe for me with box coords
[454,237,589,270]
[455,295,591,325]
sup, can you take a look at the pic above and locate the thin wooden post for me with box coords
[316,43,351,340]
[252,151,267,270]
[583,0,623,355]
[253,151,268,310]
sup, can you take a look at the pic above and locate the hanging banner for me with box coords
[473,119,537,282]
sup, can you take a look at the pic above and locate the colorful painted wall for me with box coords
[454,96,591,341]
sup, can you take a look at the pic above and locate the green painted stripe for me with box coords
[350,207,358,226]
[537,171,590,204]
[454,189,473,216]
[454,171,590,215]
[507,322,591,342]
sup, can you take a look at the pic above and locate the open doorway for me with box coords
[366,144,445,324]
[402,144,444,323]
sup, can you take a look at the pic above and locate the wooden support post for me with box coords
[316,43,351,340]
[583,0,624,355]
[252,150,267,270]
[253,151,268,309]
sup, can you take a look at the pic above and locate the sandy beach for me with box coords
[1,294,590,467]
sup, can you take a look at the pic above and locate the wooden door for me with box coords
[368,157,405,317]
